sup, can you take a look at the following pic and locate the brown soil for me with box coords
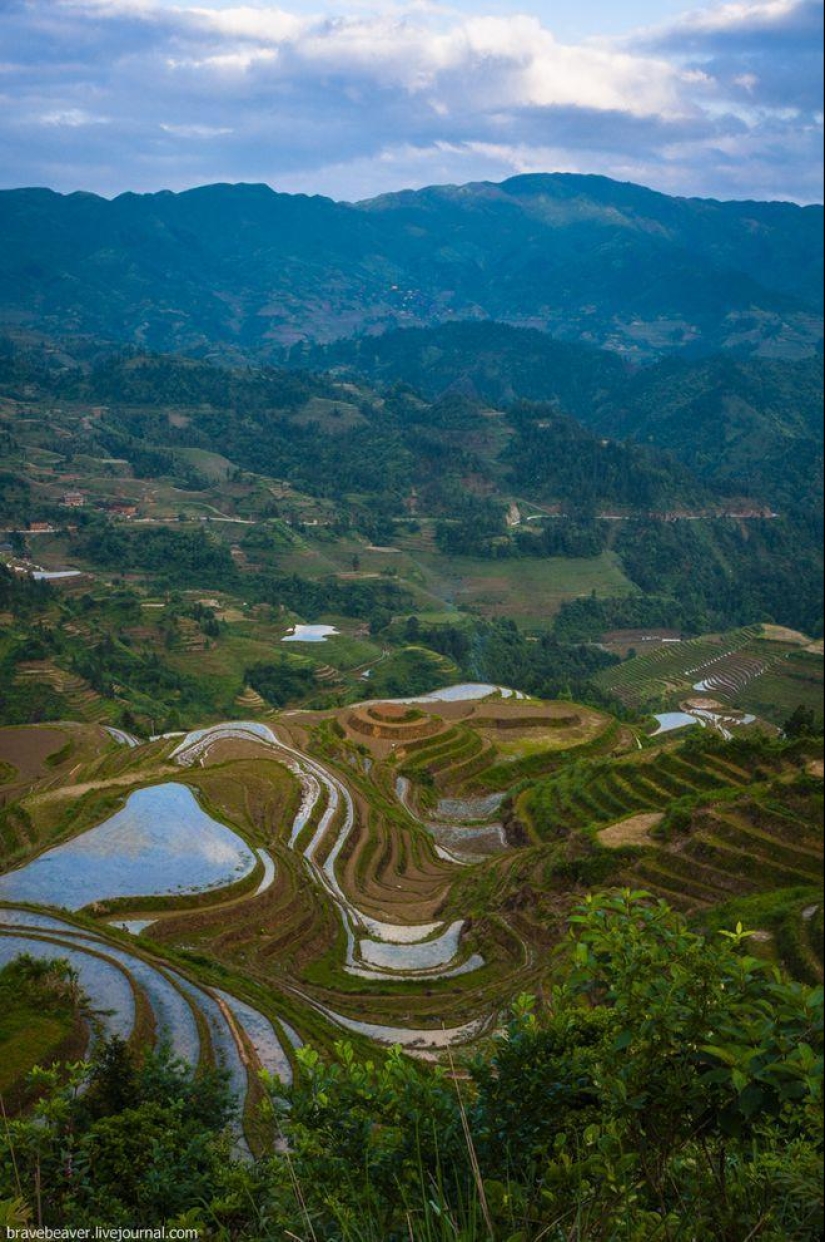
[475,713,579,731]
[346,707,442,744]
[0,725,72,781]
[598,812,663,848]
[29,767,172,803]
[198,738,279,765]
[369,704,412,721]
[601,628,683,656]
[759,624,811,645]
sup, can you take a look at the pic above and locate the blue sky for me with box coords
[0,0,821,203]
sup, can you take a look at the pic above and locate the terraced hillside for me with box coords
[505,731,823,980]
[0,687,821,1148]
[0,906,300,1157]
[594,624,823,726]
[517,739,757,842]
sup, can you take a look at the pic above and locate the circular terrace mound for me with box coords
[347,704,444,741]
[369,704,420,722]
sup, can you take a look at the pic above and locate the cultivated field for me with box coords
[595,625,824,725]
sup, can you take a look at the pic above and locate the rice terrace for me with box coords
[1,666,822,1151]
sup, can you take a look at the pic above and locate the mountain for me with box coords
[0,174,821,360]
[291,321,630,417]
[2,342,821,634]
[589,352,824,508]
[291,322,824,508]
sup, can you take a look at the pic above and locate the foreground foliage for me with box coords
[1,893,821,1239]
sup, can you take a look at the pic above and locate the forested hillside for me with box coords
[0,174,821,358]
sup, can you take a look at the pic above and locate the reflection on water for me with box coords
[214,988,292,1084]
[0,931,135,1042]
[652,712,699,735]
[311,1000,486,1049]
[653,708,757,739]
[436,792,504,821]
[282,624,339,642]
[358,920,466,971]
[383,683,524,704]
[0,783,256,910]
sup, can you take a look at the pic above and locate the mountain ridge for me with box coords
[1,172,821,360]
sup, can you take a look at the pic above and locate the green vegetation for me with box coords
[0,955,85,1109]
[0,324,821,736]
[4,175,820,357]
[1,894,822,1238]
[0,174,823,1239]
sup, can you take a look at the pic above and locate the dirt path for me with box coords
[29,768,176,803]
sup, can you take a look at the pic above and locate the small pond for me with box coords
[282,624,339,642]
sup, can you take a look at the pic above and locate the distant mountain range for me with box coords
[1,174,822,360]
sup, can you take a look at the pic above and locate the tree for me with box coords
[784,705,820,738]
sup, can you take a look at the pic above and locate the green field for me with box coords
[273,527,639,626]
[595,626,824,726]
[404,548,637,626]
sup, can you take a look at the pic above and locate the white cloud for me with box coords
[189,5,309,40]
[39,107,109,126]
[159,121,234,135]
[167,46,279,70]
[0,0,820,203]
[652,0,811,37]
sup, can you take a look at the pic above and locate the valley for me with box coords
[0,170,821,1238]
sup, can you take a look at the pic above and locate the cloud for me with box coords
[0,0,820,202]
[39,108,110,127]
[634,0,823,114]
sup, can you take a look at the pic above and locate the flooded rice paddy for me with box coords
[0,930,135,1043]
[653,708,757,739]
[0,783,257,909]
[385,683,524,704]
[0,904,295,1152]
[173,720,486,983]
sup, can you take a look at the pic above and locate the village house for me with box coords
[108,501,138,519]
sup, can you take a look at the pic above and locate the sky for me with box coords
[0,0,821,204]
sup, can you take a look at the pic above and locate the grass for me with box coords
[276,531,637,625]
[173,446,235,481]
[696,886,823,981]
[734,650,824,725]
[0,956,86,1108]
[0,1006,74,1092]
[399,548,637,627]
